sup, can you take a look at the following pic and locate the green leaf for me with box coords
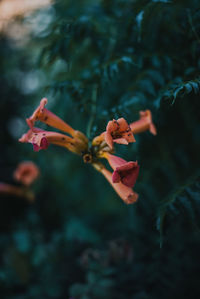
[157,176,200,247]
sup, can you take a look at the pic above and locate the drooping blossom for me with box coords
[27,98,88,145]
[0,183,35,202]
[13,161,40,186]
[130,110,157,135]
[19,127,87,155]
[102,153,139,188]
[93,163,138,204]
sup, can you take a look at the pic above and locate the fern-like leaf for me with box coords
[157,176,200,248]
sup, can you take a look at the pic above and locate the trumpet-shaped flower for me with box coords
[102,153,139,188]
[105,118,135,149]
[19,127,86,155]
[92,118,135,149]
[27,98,74,135]
[93,163,138,204]
[13,161,40,186]
[27,98,88,145]
[130,110,157,135]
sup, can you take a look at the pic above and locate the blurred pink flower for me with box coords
[13,161,40,186]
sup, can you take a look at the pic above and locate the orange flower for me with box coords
[92,132,106,146]
[93,163,138,204]
[130,110,157,135]
[13,161,39,186]
[102,153,139,188]
[27,98,88,145]
[105,118,135,149]
[19,127,86,155]
[93,118,135,149]
[27,98,74,135]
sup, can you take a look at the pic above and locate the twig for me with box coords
[187,9,200,46]
[86,84,98,142]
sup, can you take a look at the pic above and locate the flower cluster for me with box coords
[19,98,156,204]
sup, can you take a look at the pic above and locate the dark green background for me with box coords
[1,0,200,298]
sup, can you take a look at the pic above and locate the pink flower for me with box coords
[27,98,74,135]
[19,127,85,155]
[105,118,135,149]
[13,161,40,186]
[93,163,138,204]
[93,118,135,149]
[26,98,88,145]
[103,153,139,188]
[130,110,157,135]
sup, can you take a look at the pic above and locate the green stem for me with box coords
[187,10,200,46]
[86,84,98,142]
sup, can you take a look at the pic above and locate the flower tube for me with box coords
[19,127,87,155]
[27,98,88,145]
[93,163,138,204]
[130,110,157,135]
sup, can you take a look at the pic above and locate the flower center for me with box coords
[111,131,122,139]
[83,153,92,163]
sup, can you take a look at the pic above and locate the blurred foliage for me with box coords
[1,0,200,298]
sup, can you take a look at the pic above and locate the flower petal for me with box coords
[112,171,121,183]
[105,131,114,149]
[100,166,138,204]
[33,143,40,152]
[117,118,129,131]
[149,123,157,135]
[40,137,49,150]
[103,154,140,188]
[114,137,129,145]
[104,118,135,149]
[120,165,140,188]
